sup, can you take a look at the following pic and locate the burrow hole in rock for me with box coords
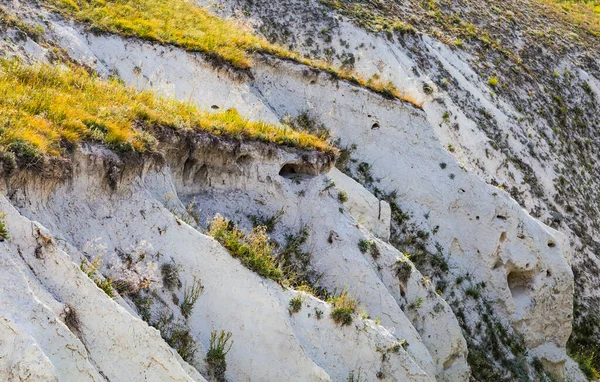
[183,158,208,185]
[279,163,317,181]
[507,269,536,310]
[371,122,380,130]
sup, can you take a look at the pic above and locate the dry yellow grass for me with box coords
[46,0,418,106]
[540,0,600,35]
[0,59,333,161]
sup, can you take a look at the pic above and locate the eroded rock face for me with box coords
[0,1,580,380]
[3,143,436,381]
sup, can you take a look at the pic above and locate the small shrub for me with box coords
[286,110,330,140]
[329,291,358,326]
[107,242,161,295]
[338,190,349,203]
[0,150,16,175]
[358,239,371,253]
[0,212,9,241]
[180,277,204,319]
[208,214,283,282]
[358,239,381,259]
[80,256,115,298]
[408,297,424,310]
[63,304,81,336]
[569,345,599,380]
[387,340,407,353]
[132,294,153,322]
[395,259,413,283]
[289,296,303,314]
[206,330,233,382]
[153,311,197,363]
[488,76,499,87]
[248,208,284,233]
[161,263,182,291]
[465,285,481,299]
[347,368,362,382]
[315,308,323,320]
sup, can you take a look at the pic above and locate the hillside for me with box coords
[0,0,598,381]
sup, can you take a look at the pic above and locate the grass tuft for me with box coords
[80,255,115,298]
[329,290,358,326]
[0,212,9,241]
[289,295,303,314]
[206,330,233,382]
[208,214,283,282]
[180,277,204,319]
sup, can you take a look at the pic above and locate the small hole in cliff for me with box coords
[476,216,480,220]
[279,163,317,180]
[279,163,298,177]
[496,215,507,220]
[499,232,507,243]
[310,80,316,84]
[546,270,552,277]
[547,241,556,248]
[371,122,380,130]
[507,269,536,310]
[183,157,197,182]
[211,105,219,110]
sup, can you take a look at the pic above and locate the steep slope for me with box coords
[197,0,600,379]
[0,0,590,380]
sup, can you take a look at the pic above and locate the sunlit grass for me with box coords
[540,0,600,35]
[45,0,418,106]
[208,214,283,282]
[0,59,333,161]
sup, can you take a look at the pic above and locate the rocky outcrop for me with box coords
[0,0,585,380]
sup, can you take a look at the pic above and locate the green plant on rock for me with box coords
[132,293,153,322]
[248,208,285,233]
[358,239,380,259]
[180,277,204,319]
[338,190,349,203]
[395,258,413,283]
[206,330,233,382]
[488,76,499,87]
[80,255,115,298]
[358,239,371,253]
[161,262,182,291]
[208,214,283,282]
[329,290,358,326]
[0,212,9,241]
[289,295,303,314]
[153,311,197,363]
[408,297,423,310]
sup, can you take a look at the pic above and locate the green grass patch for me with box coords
[208,214,283,282]
[542,0,600,36]
[328,290,358,326]
[0,59,333,160]
[80,255,115,298]
[0,212,8,241]
[44,0,418,106]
